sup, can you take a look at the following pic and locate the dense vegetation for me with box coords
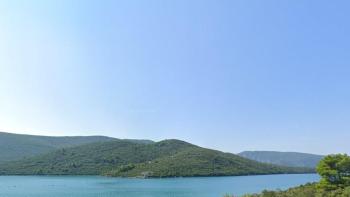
[0,132,117,163]
[238,154,350,197]
[317,154,350,190]
[0,139,185,175]
[238,151,324,168]
[0,139,313,177]
[108,146,313,178]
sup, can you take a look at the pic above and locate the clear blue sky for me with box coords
[1,0,349,155]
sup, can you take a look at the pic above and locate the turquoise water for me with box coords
[0,174,319,197]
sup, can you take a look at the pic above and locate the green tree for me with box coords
[316,154,350,190]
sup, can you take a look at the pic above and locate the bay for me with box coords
[0,174,319,197]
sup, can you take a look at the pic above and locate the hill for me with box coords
[107,146,313,178]
[0,139,314,177]
[238,151,324,168]
[0,131,152,163]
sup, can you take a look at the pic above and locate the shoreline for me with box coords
[0,172,318,179]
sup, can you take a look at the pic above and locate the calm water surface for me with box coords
[0,174,319,197]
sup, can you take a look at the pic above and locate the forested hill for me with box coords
[0,139,314,177]
[238,151,324,168]
[0,132,152,163]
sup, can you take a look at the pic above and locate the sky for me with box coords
[0,0,349,155]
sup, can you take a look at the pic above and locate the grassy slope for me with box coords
[238,151,324,168]
[0,139,314,177]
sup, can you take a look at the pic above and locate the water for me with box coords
[0,174,319,197]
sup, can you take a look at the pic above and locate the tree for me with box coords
[316,154,350,190]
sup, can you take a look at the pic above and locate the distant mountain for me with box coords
[0,132,152,163]
[238,151,324,168]
[0,139,314,177]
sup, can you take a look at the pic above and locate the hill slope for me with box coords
[0,139,314,177]
[0,132,151,163]
[238,151,324,168]
[108,146,313,178]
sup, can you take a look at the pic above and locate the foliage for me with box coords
[0,139,188,175]
[0,139,313,177]
[107,146,314,178]
[0,132,117,163]
[240,154,350,197]
[316,154,350,190]
[241,184,350,197]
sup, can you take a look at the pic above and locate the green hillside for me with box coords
[0,132,151,163]
[241,154,350,197]
[108,146,313,178]
[0,139,193,175]
[238,151,324,168]
[0,139,314,177]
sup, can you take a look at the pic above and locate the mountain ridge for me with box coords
[0,138,314,177]
[238,151,324,168]
[0,131,152,163]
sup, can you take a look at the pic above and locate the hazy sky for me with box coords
[1,0,349,155]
